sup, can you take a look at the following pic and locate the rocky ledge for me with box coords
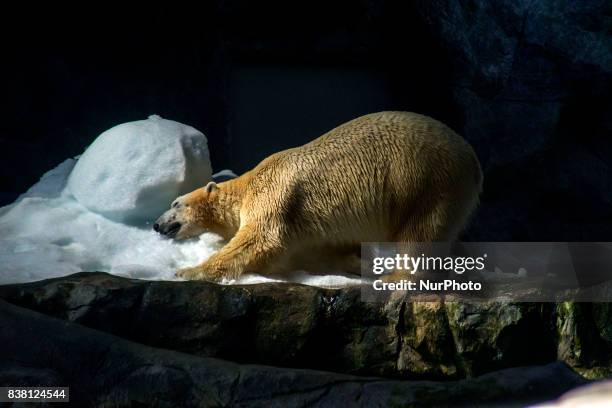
[0,298,589,407]
[0,272,610,381]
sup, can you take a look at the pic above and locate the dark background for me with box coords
[1,1,611,241]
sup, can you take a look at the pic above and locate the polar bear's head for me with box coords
[154,181,226,240]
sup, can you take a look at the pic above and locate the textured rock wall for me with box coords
[1,273,609,380]
[415,0,612,240]
[0,298,587,407]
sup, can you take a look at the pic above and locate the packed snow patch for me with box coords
[67,114,212,224]
[0,116,361,288]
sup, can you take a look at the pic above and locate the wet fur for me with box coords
[167,112,482,281]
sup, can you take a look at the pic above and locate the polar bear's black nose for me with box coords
[158,221,181,237]
[153,223,160,232]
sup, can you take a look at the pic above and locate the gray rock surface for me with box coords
[0,273,609,380]
[0,299,588,407]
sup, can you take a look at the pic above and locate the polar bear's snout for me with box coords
[153,209,182,238]
[154,199,186,238]
[154,219,181,237]
[154,195,206,240]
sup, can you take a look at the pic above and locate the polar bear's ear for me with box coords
[204,181,218,193]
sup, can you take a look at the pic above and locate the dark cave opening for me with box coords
[0,0,458,206]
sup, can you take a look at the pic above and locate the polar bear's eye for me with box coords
[172,201,179,208]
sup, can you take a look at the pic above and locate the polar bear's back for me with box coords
[246,111,482,243]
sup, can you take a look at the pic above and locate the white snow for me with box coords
[67,114,212,224]
[0,116,361,288]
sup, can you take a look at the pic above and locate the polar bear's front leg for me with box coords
[177,225,282,282]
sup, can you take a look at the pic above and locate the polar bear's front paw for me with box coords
[176,262,231,282]
[176,266,206,280]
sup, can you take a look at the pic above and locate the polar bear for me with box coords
[154,111,483,281]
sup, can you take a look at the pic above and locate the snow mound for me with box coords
[67,114,212,224]
[0,155,223,284]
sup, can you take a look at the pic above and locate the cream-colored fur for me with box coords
[163,112,482,282]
